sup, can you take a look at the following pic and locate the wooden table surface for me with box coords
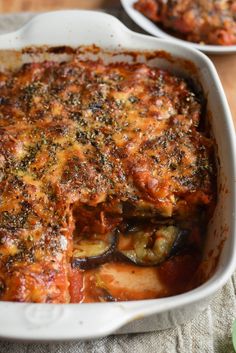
[0,0,235,124]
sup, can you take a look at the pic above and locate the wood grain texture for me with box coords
[210,55,236,125]
[0,0,105,12]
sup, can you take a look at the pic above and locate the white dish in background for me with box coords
[0,10,235,341]
[121,0,236,54]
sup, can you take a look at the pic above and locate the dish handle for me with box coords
[0,10,132,50]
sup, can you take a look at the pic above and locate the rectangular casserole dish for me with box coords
[0,10,235,341]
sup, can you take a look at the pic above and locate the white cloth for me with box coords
[0,13,235,353]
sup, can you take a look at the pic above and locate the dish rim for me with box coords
[0,10,235,341]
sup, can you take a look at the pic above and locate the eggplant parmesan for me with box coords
[134,0,236,45]
[0,53,216,303]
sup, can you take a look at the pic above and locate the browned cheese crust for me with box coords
[0,57,215,302]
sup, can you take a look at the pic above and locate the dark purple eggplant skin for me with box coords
[71,227,189,269]
[168,229,189,257]
[116,229,189,267]
[71,231,118,270]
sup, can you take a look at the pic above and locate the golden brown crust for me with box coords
[0,57,215,302]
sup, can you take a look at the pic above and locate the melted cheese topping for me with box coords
[0,56,215,302]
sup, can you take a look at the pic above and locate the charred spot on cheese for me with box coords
[0,279,4,290]
[0,54,216,303]
[0,201,32,230]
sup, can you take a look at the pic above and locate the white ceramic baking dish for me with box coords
[0,10,235,342]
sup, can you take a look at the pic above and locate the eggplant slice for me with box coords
[117,225,189,266]
[72,231,118,270]
[72,222,189,269]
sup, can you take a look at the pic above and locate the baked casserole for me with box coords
[0,52,216,303]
